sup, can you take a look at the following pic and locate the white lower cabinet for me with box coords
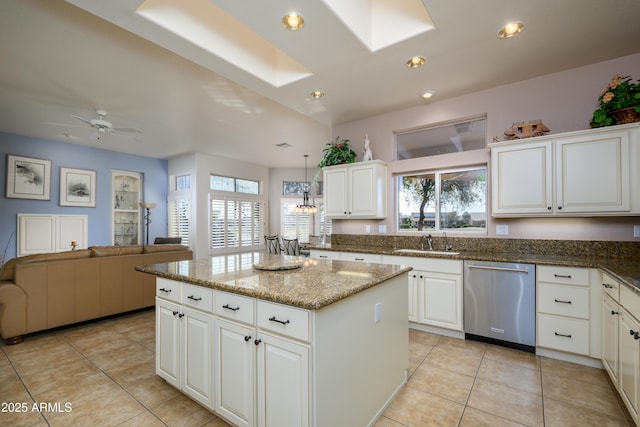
[156,294,214,409]
[384,255,463,332]
[536,266,601,358]
[256,331,310,427]
[214,318,255,427]
[619,307,640,422]
[602,293,620,383]
[602,274,640,425]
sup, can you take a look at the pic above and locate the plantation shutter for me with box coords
[168,199,190,246]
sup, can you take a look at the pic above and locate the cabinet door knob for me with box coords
[611,310,619,315]
[178,313,184,318]
[244,335,251,342]
[254,339,262,346]
[603,283,614,289]
[172,311,179,316]
[557,206,562,210]
[547,206,552,210]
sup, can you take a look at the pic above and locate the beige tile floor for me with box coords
[0,309,632,427]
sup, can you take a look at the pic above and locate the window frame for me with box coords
[395,165,487,235]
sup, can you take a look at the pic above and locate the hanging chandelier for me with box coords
[296,154,317,213]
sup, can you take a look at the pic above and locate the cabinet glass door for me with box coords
[112,170,142,245]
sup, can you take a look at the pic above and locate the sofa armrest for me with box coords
[0,282,27,340]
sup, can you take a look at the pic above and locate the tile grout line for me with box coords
[0,345,51,426]
[59,325,170,427]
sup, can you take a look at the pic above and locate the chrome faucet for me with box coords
[422,234,433,251]
[443,232,453,252]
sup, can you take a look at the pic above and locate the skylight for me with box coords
[320,0,435,52]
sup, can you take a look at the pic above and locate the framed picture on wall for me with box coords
[60,167,96,207]
[6,154,52,200]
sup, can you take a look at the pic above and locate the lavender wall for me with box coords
[331,53,640,241]
[0,132,168,260]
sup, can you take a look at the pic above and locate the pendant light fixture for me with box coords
[296,154,317,213]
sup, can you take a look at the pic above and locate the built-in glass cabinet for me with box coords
[112,170,142,245]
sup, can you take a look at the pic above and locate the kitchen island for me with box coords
[137,252,411,427]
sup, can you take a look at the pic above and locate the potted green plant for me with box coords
[317,137,357,168]
[590,74,640,127]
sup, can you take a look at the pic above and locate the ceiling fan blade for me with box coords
[112,127,142,134]
[44,122,88,129]
[71,114,94,127]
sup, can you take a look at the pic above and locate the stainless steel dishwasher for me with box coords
[463,260,536,353]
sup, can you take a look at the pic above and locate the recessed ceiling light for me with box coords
[310,91,325,99]
[419,90,436,99]
[282,12,304,30]
[498,22,524,38]
[406,56,426,68]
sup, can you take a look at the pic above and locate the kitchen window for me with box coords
[168,174,191,246]
[397,167,487,233]
[281,199,332,241]
[209,174,264,253]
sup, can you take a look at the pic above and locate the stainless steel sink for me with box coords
[393,249,460,256]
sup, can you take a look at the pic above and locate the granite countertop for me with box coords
[137,252,412,310]
[309,244,640,293]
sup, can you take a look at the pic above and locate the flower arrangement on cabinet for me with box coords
[590,74,640,127]
[317,137,357,168]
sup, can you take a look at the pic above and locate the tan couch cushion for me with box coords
[0,249,92,281]
[89,245,143,257]
[143,244,189,253]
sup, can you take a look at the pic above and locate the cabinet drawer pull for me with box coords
[223,304,240,312]
[244,335,251,342]
[268,316,290,326]
[187,295,202,301]
[553,274,572,279]
[354,258,364,261]
[554,299,572,304]
[554,332,572,338]
[602,283,615,289]
[319,255,328,259]
[159,288,172,293]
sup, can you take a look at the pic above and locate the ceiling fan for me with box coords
[47,109,142,140]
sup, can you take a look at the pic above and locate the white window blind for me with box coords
[211,196,264,252]
[281,198,331,241]
[168,199,190,246]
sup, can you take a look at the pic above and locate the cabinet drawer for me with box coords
[537,313,589,355]
[156,278,181,303]
[214,290,255,325]
[602,272,621,302]
[257,300,310,342]
[181,283,214,313]
[537,265,589,286]
[621,285,640,321]
[537,283,589,319]
[340,252,381,263]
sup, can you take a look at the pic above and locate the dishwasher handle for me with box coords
[467,264,530,274]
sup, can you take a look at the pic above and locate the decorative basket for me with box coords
[611,107,640,124]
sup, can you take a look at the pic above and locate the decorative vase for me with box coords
[611,107,640,124]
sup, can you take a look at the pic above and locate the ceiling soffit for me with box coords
[136,0,312,88]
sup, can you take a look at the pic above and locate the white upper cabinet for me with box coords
[490,124,640,217]
[323,160,387,219]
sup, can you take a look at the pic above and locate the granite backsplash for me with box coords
[330,234,640,260]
